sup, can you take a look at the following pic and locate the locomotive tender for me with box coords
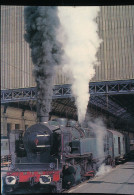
[3,118,130,193]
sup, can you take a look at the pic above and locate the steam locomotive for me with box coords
[2,118,130,194]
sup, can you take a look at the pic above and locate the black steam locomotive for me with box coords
[2,118,130,194]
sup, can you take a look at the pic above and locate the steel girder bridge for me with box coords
[1,80,134,103]
[1,80,134,129]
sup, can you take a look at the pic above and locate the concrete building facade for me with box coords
[95,6,134,81]
[1,6,134,90]
[1,6,34,89]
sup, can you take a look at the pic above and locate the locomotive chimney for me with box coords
[38,113,49,123]
[37,101,49,123]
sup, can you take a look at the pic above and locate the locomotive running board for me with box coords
[65,153,92,159]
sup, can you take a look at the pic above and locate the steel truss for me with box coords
[1,80,134,104]
[89,96,132,120]
[89,80,134,95]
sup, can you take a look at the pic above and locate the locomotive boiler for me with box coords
[2,117,130,194]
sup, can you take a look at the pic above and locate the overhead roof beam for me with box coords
[1,80,134,103]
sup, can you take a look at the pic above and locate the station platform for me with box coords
[68,160,134,194]
[1,160,134,194]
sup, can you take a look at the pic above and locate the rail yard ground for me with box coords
[67,160,134,194]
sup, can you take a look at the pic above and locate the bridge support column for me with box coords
[3,105,8,136]
[22,109,25,131]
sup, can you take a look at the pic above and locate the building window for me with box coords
[25,125,28,130]
[15,124,20,130]
[118,137,121,154]
[1,122,4,135]
[7,123,11,138]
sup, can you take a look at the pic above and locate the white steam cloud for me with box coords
[57,7,102,123]
[96,163,112,177]
[87,117,113,176]
[88,117,107,163]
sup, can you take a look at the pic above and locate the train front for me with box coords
[3,115,62,193]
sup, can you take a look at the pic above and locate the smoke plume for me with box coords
[57,7,102,123]
[24,6,64,118]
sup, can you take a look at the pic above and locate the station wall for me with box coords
[1,105,37,136]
